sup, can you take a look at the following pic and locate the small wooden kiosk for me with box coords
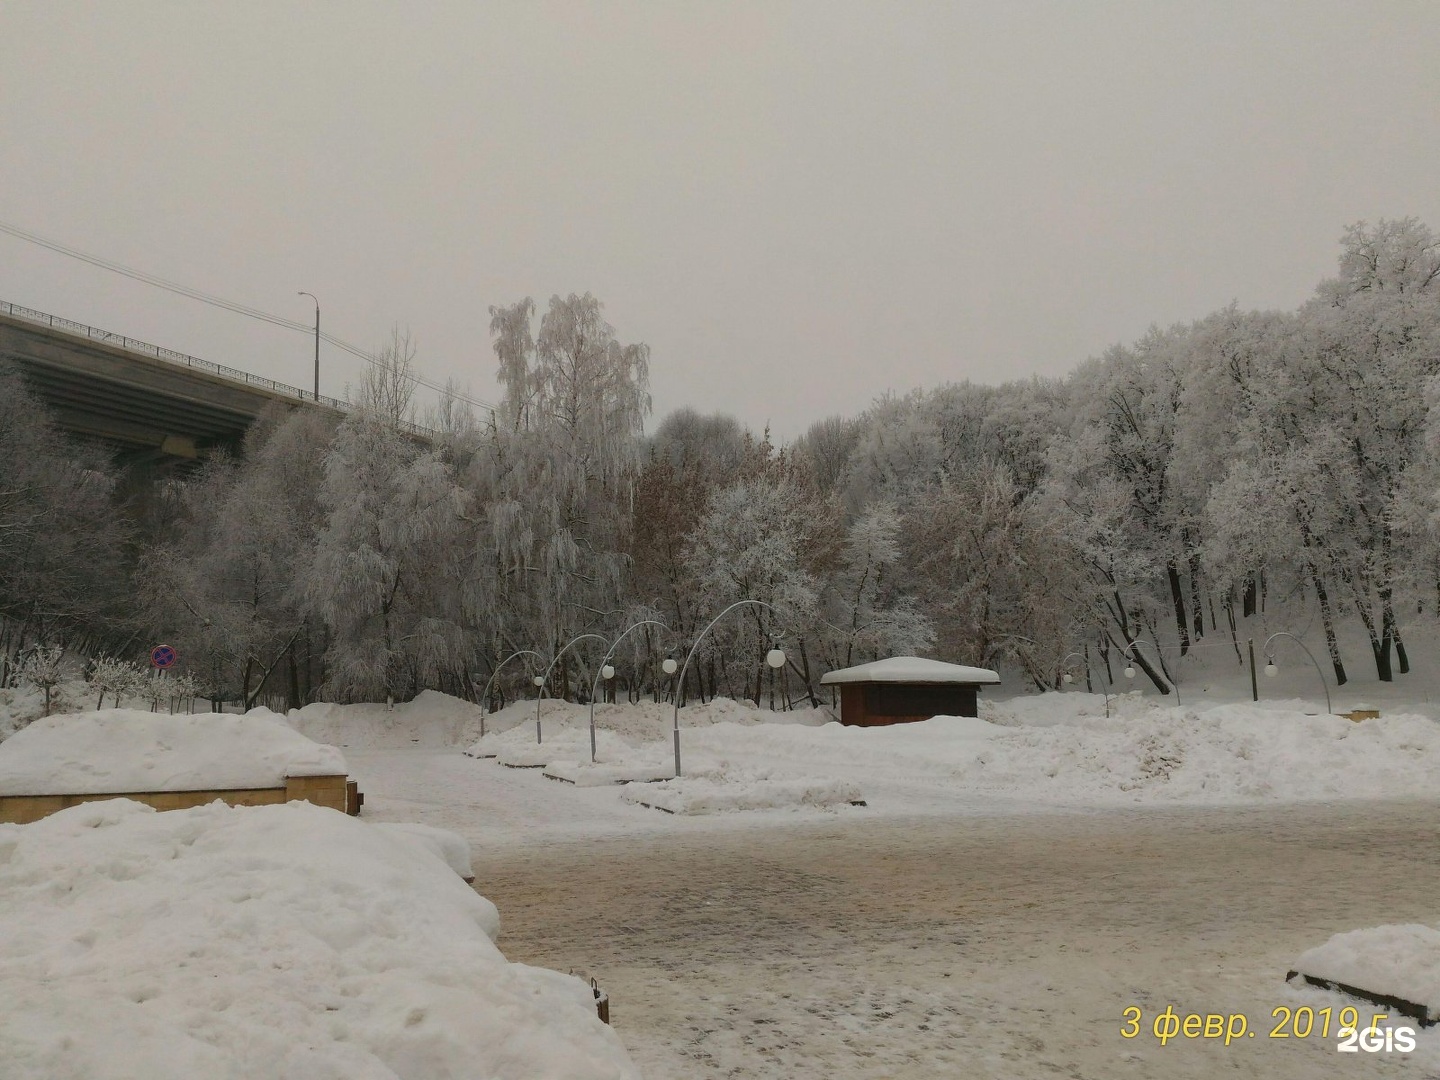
[821,656,1001,726]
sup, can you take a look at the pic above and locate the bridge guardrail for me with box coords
[1,299,436,439]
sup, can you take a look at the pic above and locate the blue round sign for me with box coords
[150,644,177,669]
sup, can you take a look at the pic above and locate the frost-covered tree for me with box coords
[816,502,933,670]
[1291,223,1440,680]
[307,408,466,704]
[469,294,651,670]
[140,406,335,708]
[18,643,65,716]
[683,467,822,706]
[793,415,863,499]
[87,657,144,710]
[908,463,1088,687]
[0,361,131,677]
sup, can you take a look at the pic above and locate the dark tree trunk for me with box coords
[1392,617,1410,676]
[1311,570,1347,686]
[1167,558,1191,655]
[288,650,302,711]
[1185,534,1204,640]
[1243,572,1257,618]
[1224,587,1242,664]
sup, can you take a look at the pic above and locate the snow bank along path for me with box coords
[458,692,1440,815]
[0,798,637,1080]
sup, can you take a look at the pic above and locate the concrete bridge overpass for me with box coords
[0,300,430,464]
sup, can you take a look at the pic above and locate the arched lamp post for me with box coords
[1059,647,1112,718]
[589,620,674,763]
[535,633,609,744]
[1056,651,1087,688]
[671,599,786,776]
[474,649,545,739]
[1123,638,1179,705]
[1262,631,1331,714]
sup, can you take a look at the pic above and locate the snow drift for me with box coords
[0,798,637,1079]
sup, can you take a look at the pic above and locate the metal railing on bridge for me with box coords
[1,299,436,439]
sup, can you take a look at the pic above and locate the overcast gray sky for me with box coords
[2,2,1437,438]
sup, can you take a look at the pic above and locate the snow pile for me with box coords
[0,710,347,796]
[284,690,484,750]
[620,770,865,815]
[370,821,476,884]
[544,756,677,787]
[1292,924,1440,1021]
[0,799,637,1079]
[466,698,851,811]
[659,701,1440,806]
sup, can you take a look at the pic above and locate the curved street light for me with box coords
[1056,648,1113,717]
[588,619,675,763]
[536,633,610,744]
[1262,631,1331,714]
[473,649,546,739]
[671,599,787,776]
[1056,651,1087,687]
[1123,638,1179,705]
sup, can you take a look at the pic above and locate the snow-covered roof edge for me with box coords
[820,657,1001,686]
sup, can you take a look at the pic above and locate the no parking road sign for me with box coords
[150,644,177,669]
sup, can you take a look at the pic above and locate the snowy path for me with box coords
[475,802,1440,1079]
[350,748,1440,1077]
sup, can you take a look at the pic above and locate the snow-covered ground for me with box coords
[7,674,1440,1077]
[0,798,636,1079]
[457,691,1440,817]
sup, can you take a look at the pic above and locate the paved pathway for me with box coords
[475,801,1440,1079]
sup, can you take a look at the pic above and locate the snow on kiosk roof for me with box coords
[821,657,999,726]
[821,657,1001,686]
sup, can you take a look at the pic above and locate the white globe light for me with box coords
[601,664,615,681]
[533,675,545,687]
[1264,663,1278,678]
[766,648,786,669]
[1062,672,1073,684]
[1123,666,1136,679]
[662,658,678,675]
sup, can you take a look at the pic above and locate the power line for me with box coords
[0,218,497,415]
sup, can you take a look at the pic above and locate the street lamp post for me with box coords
[589,620,673,763]
[671,600,786,776]
[1123,638,1179,705]
[1056,651,1087,688]
[1058,648,1111,717]
[473,649,546,739]
[298,291,319,401]
[535,633,609,744]
[1262,632,1332,714]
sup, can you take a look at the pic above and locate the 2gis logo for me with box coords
[1337,1018,1416,1055]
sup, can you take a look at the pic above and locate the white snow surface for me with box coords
[819,655,1001,684]
[1292,924,1440,1021]
[0,709,347,796]
[369,821,477,882]
[0,798,636,1080]
[620,772,865,815]
[280,689,486,750]
[456,691,1440,814]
